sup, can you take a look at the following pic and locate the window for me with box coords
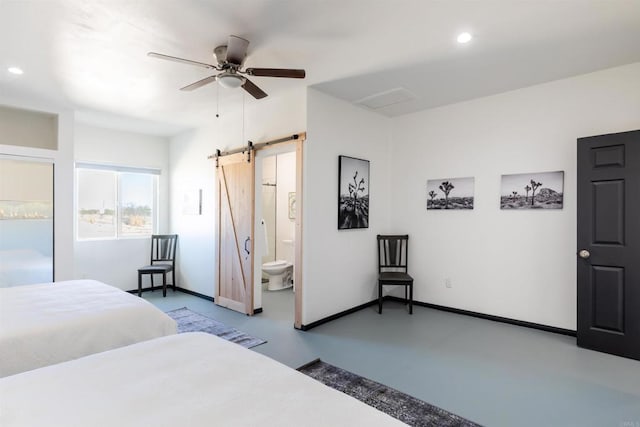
[76,164,159,240]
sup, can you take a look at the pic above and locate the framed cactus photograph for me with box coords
[500,171,564,209]
[427,177,475,210]
[338,155,370,229]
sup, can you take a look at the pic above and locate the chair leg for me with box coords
[405,286,408,304]
[162,273,167,297]
[172,269,176,292]
[150,274,154,291]
[138,272,142,297]
[378,282,383,314]
[409,283,413,315]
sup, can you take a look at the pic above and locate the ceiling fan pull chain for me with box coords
[242,90,246,151]
[216,83,220,118]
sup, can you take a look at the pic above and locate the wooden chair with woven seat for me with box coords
[377,234,413,314]
[138,234,177,297]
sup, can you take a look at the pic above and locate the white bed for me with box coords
[0,279,177,378]
[0,332,404,426]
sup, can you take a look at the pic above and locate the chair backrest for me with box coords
[150,234,177,266]
[377,235,409,273]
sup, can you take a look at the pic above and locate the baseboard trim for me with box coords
[127,286,164,294]
[127,286,214,302]
[299,299,378,331]
[299,295,576,336]
[128,286,576,337]
[175,287,215,302]
[386,296,577,337]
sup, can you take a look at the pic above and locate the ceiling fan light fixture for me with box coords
[217,72,245,89]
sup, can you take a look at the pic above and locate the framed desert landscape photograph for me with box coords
[427,177,474,210]
[338,155,369,229]
[500,171,564,209]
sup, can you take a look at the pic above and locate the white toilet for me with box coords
[262,260,293,291]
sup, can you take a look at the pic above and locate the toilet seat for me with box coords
[264,260,289,267]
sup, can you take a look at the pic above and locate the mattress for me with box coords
[0,279,177,377]
[0,332,404,426]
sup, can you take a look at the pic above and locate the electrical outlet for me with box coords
[445,278,452,288]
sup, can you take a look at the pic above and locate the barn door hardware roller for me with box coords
[243,141,254,163]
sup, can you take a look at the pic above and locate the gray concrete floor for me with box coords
[144,288,640,427]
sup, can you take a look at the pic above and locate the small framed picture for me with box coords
[288,192,296,219]
[182,188,202,215]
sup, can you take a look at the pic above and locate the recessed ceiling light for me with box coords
[8,67,24,75]
[457,32,472,44]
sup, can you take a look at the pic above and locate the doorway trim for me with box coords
[211,132,306,329]
[253,134,305,329]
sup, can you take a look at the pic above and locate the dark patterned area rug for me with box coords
[297,359,481,427]
[166,307,266,349]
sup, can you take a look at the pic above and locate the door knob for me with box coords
[578,249,590,259]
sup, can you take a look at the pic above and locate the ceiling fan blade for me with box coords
[242,78,268,99]
[245,68,306,79]
[148,52,216,69]
[180,75,218,91]
[226,35,249,65]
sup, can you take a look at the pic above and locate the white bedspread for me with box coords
[0,279,177,377]
[0,333,404,426]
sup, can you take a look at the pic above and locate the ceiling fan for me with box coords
[148,35,306,100]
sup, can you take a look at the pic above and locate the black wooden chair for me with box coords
[377,234,413,314]
[138,234,177,297]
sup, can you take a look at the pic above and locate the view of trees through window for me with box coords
[77,168,156,239]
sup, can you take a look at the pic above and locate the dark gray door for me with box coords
[577,129,640,360]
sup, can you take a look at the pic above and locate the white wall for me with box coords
[275,151,296,264]
[0,97,75,281]
[74,123,170,291]
[390,62,640,330]
[303,89,392,325]
[260,155,277,266]
[169,88,306,300]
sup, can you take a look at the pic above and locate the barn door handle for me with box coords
[578,249,590,259]
[244,237,251,256]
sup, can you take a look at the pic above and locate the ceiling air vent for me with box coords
[355,87,416,110]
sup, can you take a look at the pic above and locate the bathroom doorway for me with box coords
[254,146,297,322]
[214,132,305,326]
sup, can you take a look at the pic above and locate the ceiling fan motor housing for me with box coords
[214,44,247,68]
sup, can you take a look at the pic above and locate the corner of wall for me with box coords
[302,89,392,324]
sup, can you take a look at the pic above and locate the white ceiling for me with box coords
[1,0,639,135]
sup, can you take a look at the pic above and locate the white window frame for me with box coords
[75,162,160,241]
